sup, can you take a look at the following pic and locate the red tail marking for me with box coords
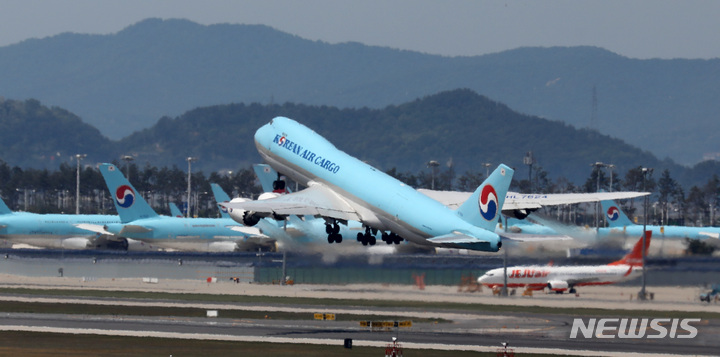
[608,231,651,267]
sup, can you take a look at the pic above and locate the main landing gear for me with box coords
[356,226,404,246]
[357,227,377,246]
[381,232,403,245]
[326,221,342,243]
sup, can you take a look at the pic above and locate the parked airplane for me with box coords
[478,231,651,293]
[420,189,649,219]
[600,199,720,240]
[76,163,274,252]
[222,117,513,252]
[0,196,153,250]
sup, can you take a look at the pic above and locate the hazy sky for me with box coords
[1,0,718,59]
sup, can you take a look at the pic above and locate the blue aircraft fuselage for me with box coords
[103,217,246,241]
[253,117,502,251]
[599,225,720,240]
[0,212,119,237]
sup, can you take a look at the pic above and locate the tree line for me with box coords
[0,159,718,228]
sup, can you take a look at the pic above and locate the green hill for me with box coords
[117,89,681,185]
[0,19,718,166]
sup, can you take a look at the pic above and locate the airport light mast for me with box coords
[427,160,439,190]
[75,154,86,214]
[122,155,134,180]
[639,167,653,300]
[186,157,196,218]
[590,162,613,229]
[482,162,492,178]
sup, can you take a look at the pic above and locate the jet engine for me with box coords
[208,241,239,252]
[61,238,92,249]
[547,280,569,292]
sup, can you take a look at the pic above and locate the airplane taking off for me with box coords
[0,195,153,250]
[478,231,651,293]
[222,117,512,252]
[600,199,720,240]
[76,163,273,252]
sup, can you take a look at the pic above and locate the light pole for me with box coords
[482,163,492,178]
[639,167,653,301]
[606,164,615,192]
[122,155,134,180]
[16,188,33,211]
[523,152,534,192]
[427,160,439,190]
[75,154,86,214]
[590,162,608,230]
[186,157,196,218]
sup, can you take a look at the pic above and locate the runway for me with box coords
[0,249,719,355]
[0,276,718,356]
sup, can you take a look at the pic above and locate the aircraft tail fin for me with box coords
[609,231,652,266]
[98,163,158,223]
[601,199,635,228]
[168,203,184,217]
[210,183,231,219]
[253,164,290,193]
[456,164,514,232]
[0,196,12,215]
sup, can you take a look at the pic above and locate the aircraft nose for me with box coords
[254,122,276,151]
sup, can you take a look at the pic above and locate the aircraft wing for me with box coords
[75,223,112,235]
[225,225,269,238]
[418,189,649,210]
[118,225,153,235]
[221,181,361,222]
[426,231,490,244]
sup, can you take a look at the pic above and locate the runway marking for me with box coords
[0,325,702,357]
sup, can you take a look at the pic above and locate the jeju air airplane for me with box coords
[478,231,651,294]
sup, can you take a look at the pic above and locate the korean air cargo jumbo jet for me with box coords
[222,116,513,252]
[478,231,651,293]
[600,199,720,240]
[75,163,273,252]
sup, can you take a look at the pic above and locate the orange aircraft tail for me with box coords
[608,231,652,267]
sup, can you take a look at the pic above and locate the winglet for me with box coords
[609,230,652,266]
[98,163,158,222]
[0,196,12,215]
[456,164,514,232]
[210,183,231,219]
[601,199,635,228]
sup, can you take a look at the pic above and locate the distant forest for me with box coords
[1,157,718,230]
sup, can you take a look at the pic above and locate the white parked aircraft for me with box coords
[478,231,651,293]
